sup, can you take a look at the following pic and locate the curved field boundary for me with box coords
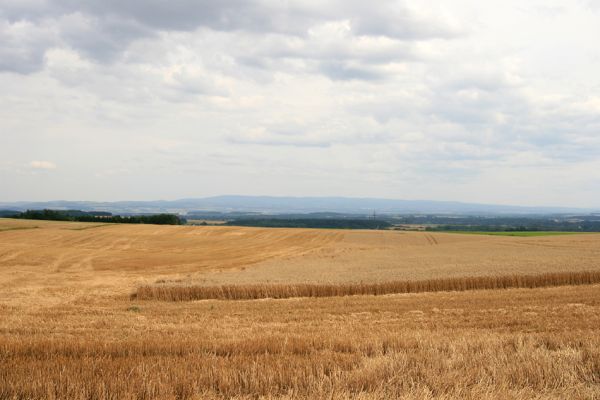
[133,271,600,301]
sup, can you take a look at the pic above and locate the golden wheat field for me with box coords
[1,218,600,399]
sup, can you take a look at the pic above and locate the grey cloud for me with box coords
[0,0,460,74]
[225,116,399,149]
[52,0,459,39]
[251,31,413,63]
[57,13,153,62]
[225,122,332,148]
[429,92,517,125]
[347,92,426,124]
[53,0,311,35]
[238,28,414,80]
[348,65,600,168]
[0,0,53,21]
[2,0,315,37]
[318,61,383,81]
[523,102,600,158]
[0,19,57,73]
[227,135,331,148]
[421,68,529,128]
[347,2,462,40]
[166,66,230,96]
[438,72,521,93]
[431,92,600,164]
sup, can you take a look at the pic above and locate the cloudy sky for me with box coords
[1,0,599,207]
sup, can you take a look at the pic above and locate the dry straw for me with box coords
[134,270,600,301]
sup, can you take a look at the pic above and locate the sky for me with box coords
[1,0,599,207]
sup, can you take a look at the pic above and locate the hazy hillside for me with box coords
[0,195,595,215]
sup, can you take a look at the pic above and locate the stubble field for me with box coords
[0,218,599,399]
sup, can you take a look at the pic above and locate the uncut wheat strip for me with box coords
[133,271,600,301]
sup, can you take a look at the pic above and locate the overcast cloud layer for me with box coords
[1,0,599,207]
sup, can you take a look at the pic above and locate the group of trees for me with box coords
[10,209,184,225]
[6,208,600,231]
[225,218,392,230]
[425,220,600,232]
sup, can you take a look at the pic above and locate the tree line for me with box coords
[9,209,184,225]
[225,218,392,230]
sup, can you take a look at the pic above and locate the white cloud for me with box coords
[30,161,57,169]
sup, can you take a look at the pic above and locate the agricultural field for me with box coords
[186,219,228,226]
[443,231,591,237]
[1,218,600,399]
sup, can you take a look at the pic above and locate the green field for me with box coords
[444,231,590,237]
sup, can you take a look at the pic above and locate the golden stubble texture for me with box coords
[1,218,599,399]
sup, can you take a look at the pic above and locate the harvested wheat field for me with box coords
[1,218,600,399]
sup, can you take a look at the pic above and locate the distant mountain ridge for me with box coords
[0,196,596,215]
